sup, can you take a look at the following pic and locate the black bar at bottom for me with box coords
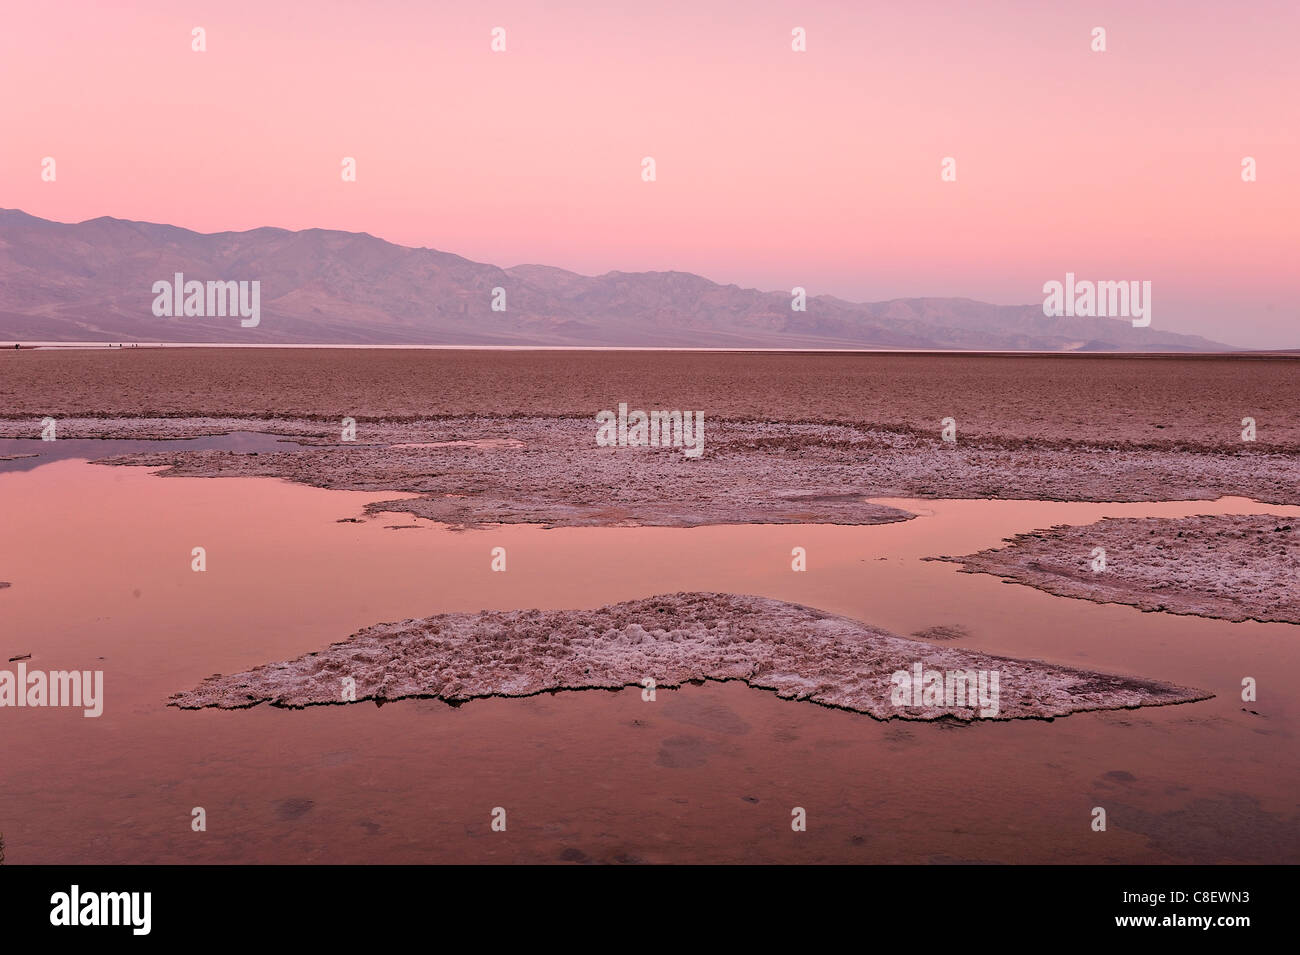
[0,864,1284,941]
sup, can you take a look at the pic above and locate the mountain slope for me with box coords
[0,209,1230,350]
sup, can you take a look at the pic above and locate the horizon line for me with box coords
[5,342,1293,357]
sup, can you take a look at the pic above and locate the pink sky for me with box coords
[2,0,1296,346]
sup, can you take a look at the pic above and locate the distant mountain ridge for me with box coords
[0,209,1231,350]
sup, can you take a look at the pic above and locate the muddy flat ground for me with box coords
[3,349,1298,449]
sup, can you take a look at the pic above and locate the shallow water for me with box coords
[0,461,1296,863]
[0,432,307,474]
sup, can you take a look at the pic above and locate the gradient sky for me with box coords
[2,0,1296,346]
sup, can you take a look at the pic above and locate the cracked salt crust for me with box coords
[935,514,1300,624]
[169,592,1211,720]
[25,415,1299,529]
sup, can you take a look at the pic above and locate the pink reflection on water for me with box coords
[0,461,1297,863]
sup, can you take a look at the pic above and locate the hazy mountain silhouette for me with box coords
[0,209,1230,350]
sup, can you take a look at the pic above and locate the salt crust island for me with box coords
[170,592,1211,720]
[935,514,1300,625]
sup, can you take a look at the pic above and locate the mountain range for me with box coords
[0,209,1230,350]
